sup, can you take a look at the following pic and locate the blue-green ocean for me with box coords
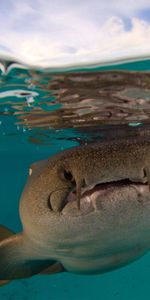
[0,58,150,300]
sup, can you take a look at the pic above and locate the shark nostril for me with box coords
[47,189,69,213]
[47,195,52,211]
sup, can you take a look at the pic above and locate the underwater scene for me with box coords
[0,58,150,300]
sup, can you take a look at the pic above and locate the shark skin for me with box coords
[1,137,150,283]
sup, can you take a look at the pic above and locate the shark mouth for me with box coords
[49,179,149,216]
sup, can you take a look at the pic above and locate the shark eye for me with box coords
[29,168,32,176]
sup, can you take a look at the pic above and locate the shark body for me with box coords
[1,138,150,283]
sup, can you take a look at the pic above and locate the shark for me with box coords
[1,137,150,285]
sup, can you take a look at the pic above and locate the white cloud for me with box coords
[0,0,150,67]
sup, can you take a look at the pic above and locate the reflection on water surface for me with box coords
[0,59,150,146]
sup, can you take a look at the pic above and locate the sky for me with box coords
[0,0,150,68]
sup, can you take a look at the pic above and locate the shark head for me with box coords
[19,142,150,274]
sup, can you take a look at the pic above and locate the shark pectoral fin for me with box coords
[0,228,54,281]
[40,262,65,275]
[0,225,15,286]
[0,225,14,240]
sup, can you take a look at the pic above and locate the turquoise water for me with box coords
[1,59,150,299]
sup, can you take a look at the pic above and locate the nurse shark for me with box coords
[1,138,150,285]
